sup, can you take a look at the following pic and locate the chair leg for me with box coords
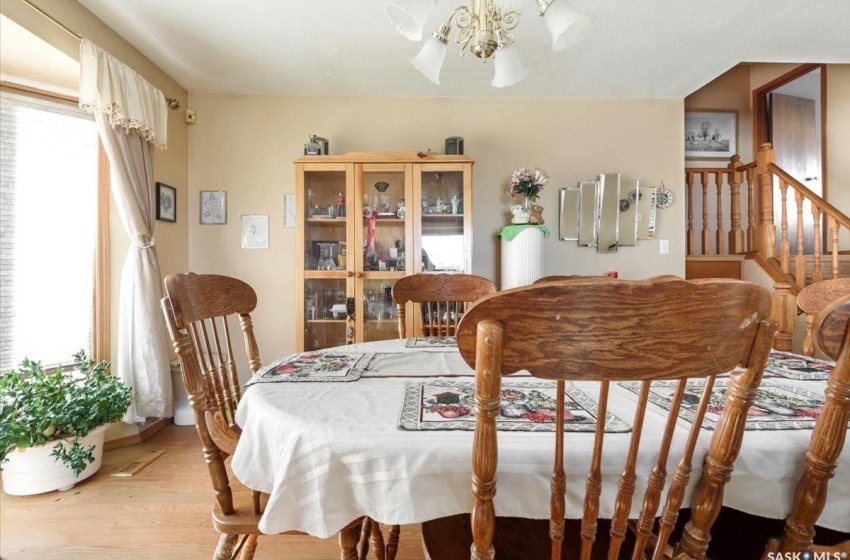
[239,535,258,560]
[386,525,401,560]
[358,518,373,560]
[370,520,386,560]
[213,534,239,560]
[339,521,361,560]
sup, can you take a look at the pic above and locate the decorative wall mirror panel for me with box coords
[577,180,599,247]
[597,173,620,253]
[618,179,639,247]
[559,187,580,240]
[636,186,657,240]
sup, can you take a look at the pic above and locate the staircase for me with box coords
[684,142,850,350]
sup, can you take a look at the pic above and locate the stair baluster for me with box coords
[728,156,744,254]
[795,191,806,288]
[812,207,822,284]
[715,171,725,255]
[779,178,790,273]
[746,166,757,252]
[829,216,839,279]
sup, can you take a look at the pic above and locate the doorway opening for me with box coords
[753,64,827,252]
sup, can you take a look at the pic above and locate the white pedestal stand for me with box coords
[500,225,547,290]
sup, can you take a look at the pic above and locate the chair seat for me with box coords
[422,514,625,560]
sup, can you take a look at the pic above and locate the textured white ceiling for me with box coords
[76,0,850,98]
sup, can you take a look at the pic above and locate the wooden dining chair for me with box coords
[763,294,850,558]
[796,277,850,356]
[421,277,777,560]
[391,273,497,338]
[161,272,369,560]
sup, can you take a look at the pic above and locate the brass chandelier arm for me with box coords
[447,0,521,59]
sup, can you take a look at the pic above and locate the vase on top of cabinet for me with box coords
[295,151,474,351]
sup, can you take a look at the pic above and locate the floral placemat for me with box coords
[763,350,834,381]
[399,380,631,432]
[619,379,837,431]
[405,337,458,349]
[246,352,374,385]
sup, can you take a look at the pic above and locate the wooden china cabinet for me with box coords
[294,151,474,351]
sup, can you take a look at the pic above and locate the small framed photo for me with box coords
[241,215,269,249]
[284,193,296,228]
[685,109,738,160]
[200,190,227,224]
[155,182,176,223]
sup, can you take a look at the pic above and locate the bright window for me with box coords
[0,87,100,370]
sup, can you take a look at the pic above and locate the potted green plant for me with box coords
[0,350,131,495]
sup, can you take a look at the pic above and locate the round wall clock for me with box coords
[655,187,673,209]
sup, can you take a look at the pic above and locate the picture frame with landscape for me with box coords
[155,182,176,223]
[685,109,738,160]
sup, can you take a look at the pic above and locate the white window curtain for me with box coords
[79,39,171,423]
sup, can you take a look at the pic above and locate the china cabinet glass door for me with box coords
[355,164,411,342]
[414,164,471,274]
[298,165,353,350]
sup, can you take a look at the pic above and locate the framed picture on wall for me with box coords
[685,109,738,160]
[241,215,269,249]
[200,190,227,224]
[155,182,177,223]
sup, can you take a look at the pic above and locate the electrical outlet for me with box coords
[659,239,670,254]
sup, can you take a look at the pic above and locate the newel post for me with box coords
[770,282,796,351]
[728,155,745,254]
[757,143,776,260]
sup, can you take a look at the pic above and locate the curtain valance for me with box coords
[79,39,168,150]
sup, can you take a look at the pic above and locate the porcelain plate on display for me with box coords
[655,187,673,209]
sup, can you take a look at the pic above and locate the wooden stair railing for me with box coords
[686,143,850,350]
[685,155,758,256]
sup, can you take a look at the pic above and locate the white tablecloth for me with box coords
[231,339,850,538]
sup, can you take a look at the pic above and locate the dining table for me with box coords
[230,337,850,539]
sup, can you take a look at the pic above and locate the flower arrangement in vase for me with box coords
[508,167,549,209]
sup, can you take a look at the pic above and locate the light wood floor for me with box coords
[0,424,426,560]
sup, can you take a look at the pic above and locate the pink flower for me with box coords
[509,167,549,201]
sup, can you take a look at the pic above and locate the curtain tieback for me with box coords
[135,235,155,249]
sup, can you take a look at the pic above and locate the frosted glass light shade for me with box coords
[542,0,594,51]
[385,0,436,41]
[491,44,527,88]
[410,37,447,84]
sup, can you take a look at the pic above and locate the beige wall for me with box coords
[0,0,191,367]
[189,94,684,358]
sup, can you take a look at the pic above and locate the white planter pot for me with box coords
[2,424,108,496]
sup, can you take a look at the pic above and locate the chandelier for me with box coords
[385,0,593,88]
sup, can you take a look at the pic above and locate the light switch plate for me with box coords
[659,239,670,254]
